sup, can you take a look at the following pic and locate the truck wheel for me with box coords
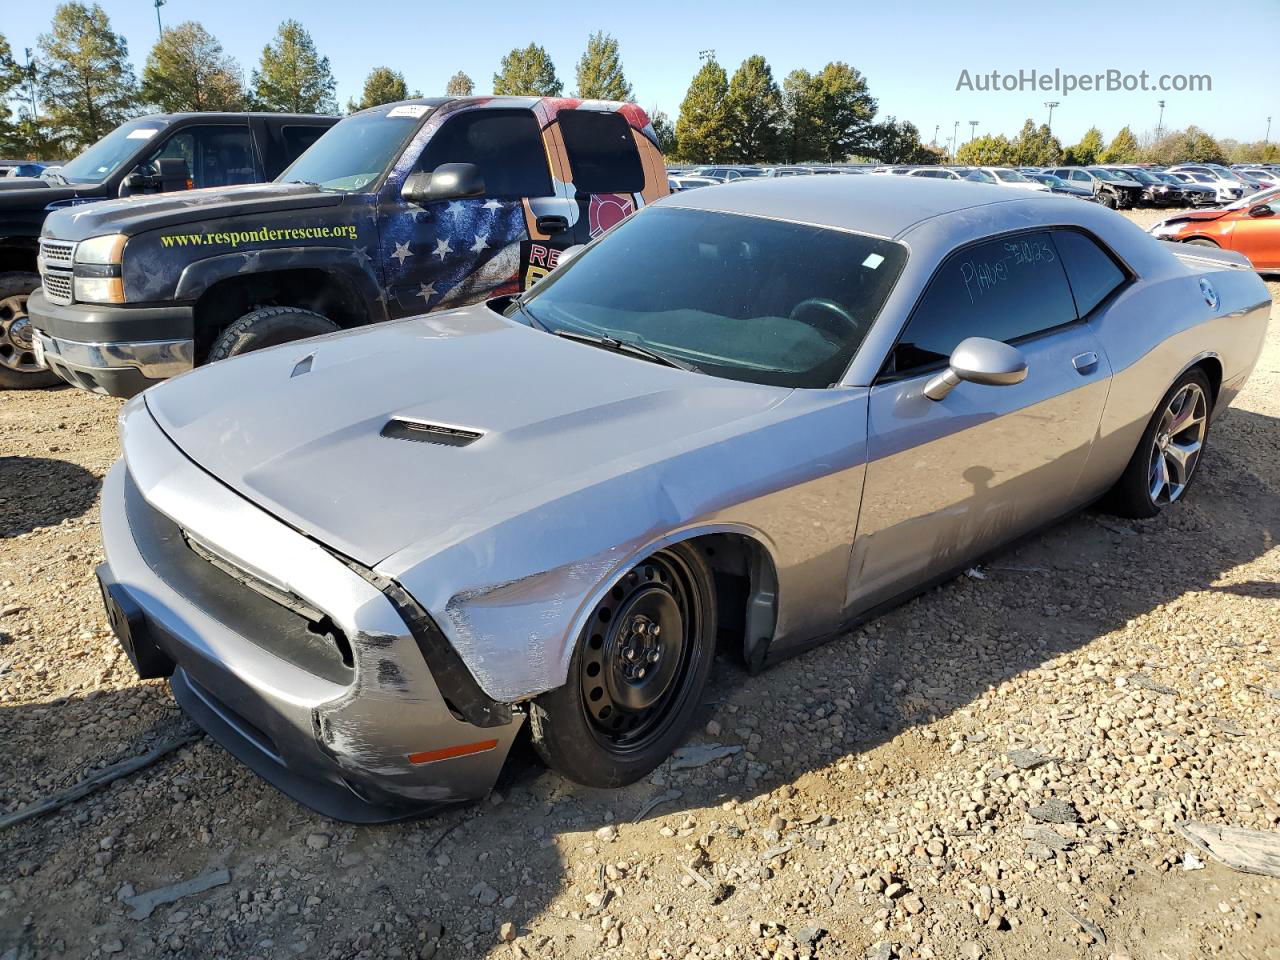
[1098,191,1117,209]
[207,306,340,363]
[0,272,60,390]
[529,543,717,788]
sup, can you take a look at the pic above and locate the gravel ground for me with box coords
[2,210,1278,960]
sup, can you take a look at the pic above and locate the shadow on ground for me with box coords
[0,456,101,537]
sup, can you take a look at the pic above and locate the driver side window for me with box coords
[888,231,1077,375]
[418,109,553,199]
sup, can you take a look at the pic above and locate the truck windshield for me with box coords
[58,118,170,184]
[278,106,428,192]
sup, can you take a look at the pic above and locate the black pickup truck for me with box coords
[0,111,337,388]
[29,96,670,397]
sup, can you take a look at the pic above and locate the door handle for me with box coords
[1072,351,1099,374]
[535,215,569,234]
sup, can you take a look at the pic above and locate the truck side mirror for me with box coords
[402,163,486,205]
[155,157,192,192]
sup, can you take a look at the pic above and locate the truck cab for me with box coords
[30,96,669,398]
[0,111,337,388]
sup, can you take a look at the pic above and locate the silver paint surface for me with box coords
[124,175,1269,726]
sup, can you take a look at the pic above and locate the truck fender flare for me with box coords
[175,246,383,319]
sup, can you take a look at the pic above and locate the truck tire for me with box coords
[0,272,60,390]
[207,306,340,363]
[1098,190,1118,209]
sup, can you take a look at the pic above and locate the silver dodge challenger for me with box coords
[98,176,1271,821]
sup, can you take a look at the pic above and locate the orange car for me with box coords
[1149,187,1280,271]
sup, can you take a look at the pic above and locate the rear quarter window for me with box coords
[1051,230,1127,317]
[557,110,645,195]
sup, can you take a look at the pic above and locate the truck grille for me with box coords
[39,238,75,267]
[42,271,73,304]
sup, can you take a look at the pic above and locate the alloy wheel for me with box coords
[578,550,705,753]
[0,293,41,374]
[1148,381,1208,505]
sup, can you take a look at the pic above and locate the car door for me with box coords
[848,229,1113,613]
[379,107,574,317]
[1230,203,1280,269]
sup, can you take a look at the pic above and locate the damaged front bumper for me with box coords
[99,403,524,822]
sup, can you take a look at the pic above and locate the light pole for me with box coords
[1044,101,1059,132]
[932,124,939,146]
[698,49,715,64]
[1156,100,1166,140]
[952,121,959,159]
[1266,115,1272,147]
[968,120,979,143]
[22,48,37,123]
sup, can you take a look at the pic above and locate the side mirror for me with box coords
[557,244,587,269]
[924,336,1028,401]
[155,156,191,192]
[1248,203,1274,218]
[402,162,486,205]
[118,157,191,197]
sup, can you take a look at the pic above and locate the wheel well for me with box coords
[0,243,38,276]
[1183,236,1220,247]
[685,532,779,670]
[1192,356,1223,405]
[192,269,368,360]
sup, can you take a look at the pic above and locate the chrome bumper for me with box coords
[35,332,193,397]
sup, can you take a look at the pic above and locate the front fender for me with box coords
[174,246,383,310]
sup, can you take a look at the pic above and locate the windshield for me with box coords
[965,170,997,183]
[1089,168,1122,181]
[993,169,1030,182]
[732,168,767,178]
[511,206,908,388]
[278,105,427,192]
[1108,169,1143,183]
[57,118,170,184]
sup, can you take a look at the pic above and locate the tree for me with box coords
[781,62,877,163]
[1100,125,1141,164]
[38,3,137,152]
[722,55,782,163]
[0,35,21,154]
[574,31,631,101]
[1064,126,1104,166]
[446,71,474,96]
[674,57,729,162]
[781,69,821,162]
[252,20,336,114]
[869,117,938,164]
[956,134,1015,166]
[492,44,562,97]
[141,22,244,113]
[347,66,407,112]
[649,109,676,157]
[1009,119,1063,166]
[1180,126,1226,164]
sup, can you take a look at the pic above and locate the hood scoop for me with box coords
[381,417,483,447]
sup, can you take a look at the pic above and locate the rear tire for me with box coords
[0,271,60,389]
[206,306,340,363]
[1104,368,1212,519]
[529,543,717,788]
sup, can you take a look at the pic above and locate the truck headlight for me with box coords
[73,234,126,304]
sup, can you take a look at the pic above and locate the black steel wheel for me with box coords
[530,543,717,787]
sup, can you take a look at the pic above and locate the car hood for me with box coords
[42,182,342,241]
[143,305,791,568]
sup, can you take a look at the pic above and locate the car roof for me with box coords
[137,111,338,122]
[658,174,1059,240]
[347,95,636,119]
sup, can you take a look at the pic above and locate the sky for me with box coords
[9,0,1280,148]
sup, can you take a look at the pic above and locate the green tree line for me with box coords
[2,7,1271,167]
